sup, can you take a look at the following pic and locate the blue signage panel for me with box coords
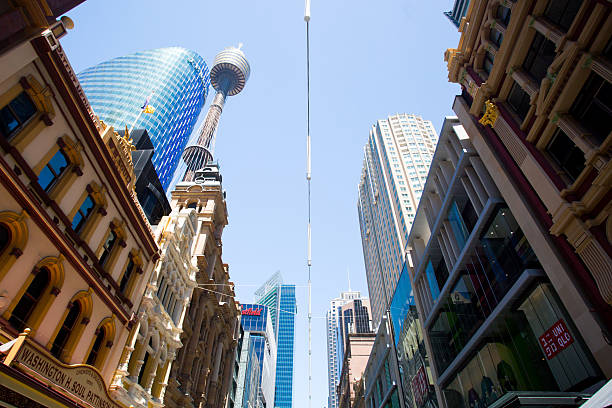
[241,303,269,332]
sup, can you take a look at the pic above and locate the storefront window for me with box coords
[429,207,540,374]
[442,283,602,408]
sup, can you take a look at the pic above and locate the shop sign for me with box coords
[411,365,428,407]
[539,319,574,360]
[242,307,262,316]
[3,334,121,408]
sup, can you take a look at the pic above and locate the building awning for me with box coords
[488,391,591,408]
[579,379,612,408]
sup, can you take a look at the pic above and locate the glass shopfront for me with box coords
[428,207,540,374]
[442,283,602,408]
[390,264,438,408]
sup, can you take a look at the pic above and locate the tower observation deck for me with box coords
[182,45,250,181]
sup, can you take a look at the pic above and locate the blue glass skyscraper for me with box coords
[78,47,211,189]
[255,273,296,407]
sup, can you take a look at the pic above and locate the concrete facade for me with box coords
[337,333,376,408]
[358,114,438,327]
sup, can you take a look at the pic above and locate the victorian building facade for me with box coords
[110,208,198,407]
[444,0,612,374]
[0,3,161,406]
[162,164,241,408]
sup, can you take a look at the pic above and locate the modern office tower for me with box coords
[255,272,297,408]
[234,304,277,408]
[358,114,438,327]
[181,45,250,182]
[445,0,612,392]
[407,118,606,407]
[326,291,371,408]
[78,47,211,189]
[444,0,470,27]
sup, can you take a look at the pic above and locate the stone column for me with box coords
[180,295,209,384]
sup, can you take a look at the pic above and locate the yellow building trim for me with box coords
[0,210,28,282]
[83,315,116,370]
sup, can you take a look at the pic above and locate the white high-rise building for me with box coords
[326,290,370,408]
[358,114,438,327]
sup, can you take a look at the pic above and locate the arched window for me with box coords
[0,211,28,282]
[0,223,11,253]
[85,317,115,369]
[86,327,106,366]
[50,302,81,358]
[8,267,49,331]
[186,201,197,209]
[47,290,92,362]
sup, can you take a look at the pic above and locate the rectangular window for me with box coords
[38,149,69,192]
[522,32,556,82]
[0,92,37,138]
[483,51,495,74]
[507,82,531,121]
[72,195,95,233]
[546,128,585,182]
[570,73,611,145]
[543,0,583,31]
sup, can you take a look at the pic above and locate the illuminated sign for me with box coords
[242,307,262,316]
[539,319,574,360]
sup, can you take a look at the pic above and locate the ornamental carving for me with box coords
[479,99,499,127]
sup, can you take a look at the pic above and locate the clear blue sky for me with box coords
[61,0,460,406]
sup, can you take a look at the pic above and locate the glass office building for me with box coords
[255,273,296,407]
[78,47,211,189]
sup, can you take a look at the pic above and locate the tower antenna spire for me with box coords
[347,266,351,292]
[304,1,312,408]
[181,46,250,181]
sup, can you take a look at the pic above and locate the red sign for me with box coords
[539,319,574,360]
[242,307,262,316]
[411,365,428,407]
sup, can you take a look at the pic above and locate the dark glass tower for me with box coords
[255,273,296,407]
[78,47,211,189]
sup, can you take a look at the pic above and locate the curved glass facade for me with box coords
[78,47,211,189]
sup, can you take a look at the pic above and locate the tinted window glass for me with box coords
[38,149,69,191]
[570,73,612,145]
[507,82,531,120]
[0,92,37,138]
[544,0,583,31]
[522,32,556,82]
[546,129,585,182]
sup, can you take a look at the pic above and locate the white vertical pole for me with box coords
[304,1,312,407]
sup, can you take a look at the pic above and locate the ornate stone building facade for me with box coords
[163,164,241,408]
[0,4,160,406]
[111,209,198,407]
[445,0,612,370]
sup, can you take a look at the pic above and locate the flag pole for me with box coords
[128,109,144,134]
